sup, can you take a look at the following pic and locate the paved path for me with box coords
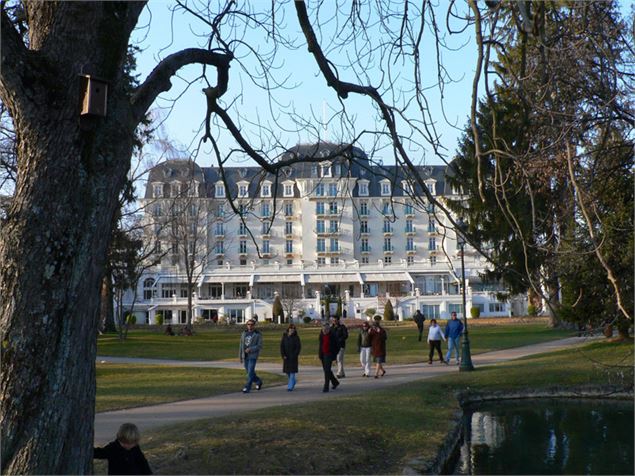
[95,336,593,443]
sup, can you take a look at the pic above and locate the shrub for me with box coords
[154,313,164,326]
[383,300,395,321]
[125,313,136,325]
[470,306,480,319]
[365,308,376,318]
[527,304,538,317]
[303,316,312,324]
[272,295,284,323]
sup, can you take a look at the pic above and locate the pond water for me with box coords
[454,398,634,475]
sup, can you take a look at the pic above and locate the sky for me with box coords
[131,1,480,168]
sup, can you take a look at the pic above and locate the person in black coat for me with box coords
[94,423,152,475]
[280,323,302,391]
[318,323,340,392]
[413,310,426,342]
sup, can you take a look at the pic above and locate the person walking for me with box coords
[427,318,446,364]
[444,311,464,365]
[318,323,340,392]
[357,321,372,377]
[369,317,387,378]
[280,323,301,391]
[331,315,349,378]
[413,309,426,342]
[239,319,263,393]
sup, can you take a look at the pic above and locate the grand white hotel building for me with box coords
[126,143,521,325]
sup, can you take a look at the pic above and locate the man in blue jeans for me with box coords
[444,311,464,365]
[239,319,263,393]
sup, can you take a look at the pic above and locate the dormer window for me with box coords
[187,182,199,197]
[334,164,341,176]
[358,180,369,197]
[152,183,163,198]
[171,182,181,197]
[283,182,294,197]
[380,180,391,197]
[215,183,225,198]
[261,182,271,198]
[402,180,413,196]
[321,162,332,177]
[425,179,436,196]
[237,182,249,198]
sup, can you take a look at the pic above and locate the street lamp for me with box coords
[456,218,475,371]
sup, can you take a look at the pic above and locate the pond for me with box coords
[454,398,634,475]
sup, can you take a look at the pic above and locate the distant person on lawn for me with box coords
[239,319,263,393]
[318,323,340,392]
[330,315,349,378]
[280,323,302,391]
[94,423,152,475]
[369,317,387,378]
[444,312,464,365]
[413,309,426,342]
[427,319,446,365]
[357,320,372,377]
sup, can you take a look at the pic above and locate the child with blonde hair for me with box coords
[94,423,152,475]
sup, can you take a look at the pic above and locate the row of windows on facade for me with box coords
[151,199,436,219]
[152,176,437,200]
[156,235,440,261]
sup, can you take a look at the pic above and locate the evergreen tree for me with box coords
[383,300,395,321]
[272,294,284,324]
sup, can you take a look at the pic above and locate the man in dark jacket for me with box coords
[413,310,426,341]
[331,316,348,378]
[318,323,340,392]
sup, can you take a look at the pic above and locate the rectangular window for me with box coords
[383,220,392,233]
[215,184,225,198]
[261,184,271,197]
[329,202,338,214]
[404,203,414,215]
[428,238,436,250]
[261,221,271,234]
[421,304,440,319]
[384,256,392,264]
[284,184,293,197]
[382,201,390,215]
[172,183,181,197]
[316,220,325,233]
[383,238,392,252]
[328,183,337,197]
[322,165,332,177]
[215,241,224,254]
[381,182,391,196]
[489,302,505,312]
[358,183,369,196]
[330,238,339,252]
[262,240,270,253]
[329,220,338,233]
[361,256,369,264]
[311,164,318,177]
[153,184,163,198]
[428,219,436,233]
[406,237,415,251]
[240,258,247,266]
[316,202,325,214]
[430,255,437,265]
[287,258,293,265]
[317,239,325,252]
[317,257,326,265]
[361,238,369,252]
[216,203,225,218]
[285,221,293,235]
[286,240,293,253]
[239,240,247,253]
[406,220,414,233]
[261,202,270,217]
[360,201,368,215]
[161,284,176,299]
[334,164,341,176]
[239,222,247,235]
[238,184,248,198]
[407,256,414,264]
[330,256,339,265]
[360,220,368,233]
[153,203,162,216]
[284,202,293,216]
[215,222,224,236]
[316,183,325,196]
[448,303,464,316]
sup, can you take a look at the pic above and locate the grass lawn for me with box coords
[97,318,575,365]
[127,339,633,475]
[96,365,286,413]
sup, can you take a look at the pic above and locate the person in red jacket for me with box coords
[369,317,387,378]
[94,423,152,475]
[318,323,340,392]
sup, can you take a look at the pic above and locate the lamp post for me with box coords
[456,218,475,371]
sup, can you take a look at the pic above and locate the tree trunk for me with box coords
[0,4,144,472]
[101,273,117,333]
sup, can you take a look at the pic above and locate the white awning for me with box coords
[252,274,302,284]
[305,273,364,284]
[200,275,252,284]
[361,272,414,284]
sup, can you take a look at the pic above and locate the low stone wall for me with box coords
[402,385,634,475]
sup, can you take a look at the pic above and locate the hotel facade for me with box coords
[124,143,523,325]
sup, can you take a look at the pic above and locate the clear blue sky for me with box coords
[132,1,479,167]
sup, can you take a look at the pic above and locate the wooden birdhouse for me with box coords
[80,75,108,117]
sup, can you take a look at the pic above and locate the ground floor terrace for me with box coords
[123,265,526,325]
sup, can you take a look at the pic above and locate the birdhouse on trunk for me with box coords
[79,75,108,117]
